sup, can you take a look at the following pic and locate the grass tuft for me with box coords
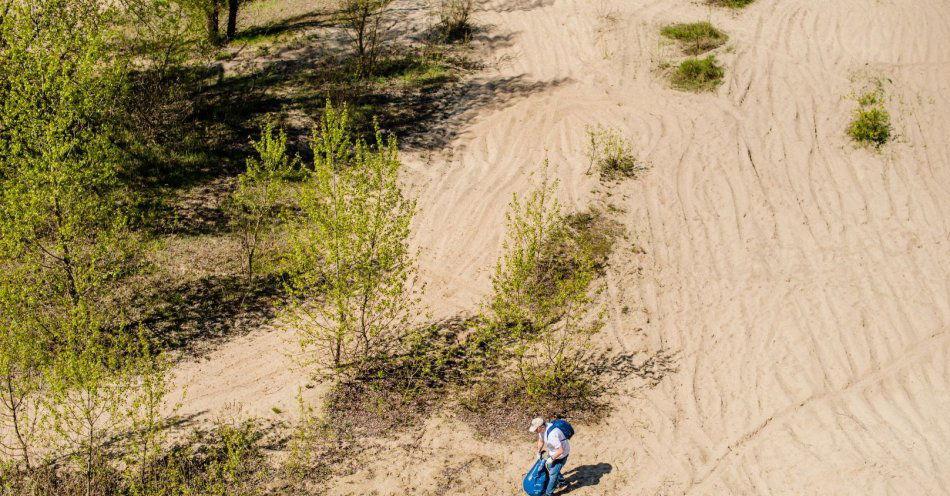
[585,125,642,180]
[670,55,724,92]
[373,55,453,88]
[660,22,728,55]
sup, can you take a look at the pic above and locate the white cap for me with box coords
[528,417,544,433]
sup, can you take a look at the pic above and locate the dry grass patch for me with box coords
[585,125,643,180]
[670,55,724,92]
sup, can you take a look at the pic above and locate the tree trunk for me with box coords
[206,4,220,46]
[227,0,239,40]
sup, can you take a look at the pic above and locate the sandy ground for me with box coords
[172,0,950,493]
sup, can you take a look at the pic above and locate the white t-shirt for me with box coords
[540,423,571,459]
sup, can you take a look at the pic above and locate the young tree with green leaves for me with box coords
[0,276,46,472]
[0,0,138,317]
[0,4,168,489]
[229,123,298,284]
[286,102,420,376]
[488,169,597,335]
[43,308,131,495]
[485,169,606,412]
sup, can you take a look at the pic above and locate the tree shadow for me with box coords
[366,73,571,151]
[485,0,555,13]
[232,8,337,43]
[122,9,555,240]
[586,347,679,388]
[559,463,612,493]
[132,273,286,359]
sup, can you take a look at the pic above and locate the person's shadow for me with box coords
[557,463,612,493]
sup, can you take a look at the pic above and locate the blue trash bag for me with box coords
[522,456,549,496]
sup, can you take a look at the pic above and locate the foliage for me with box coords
[322,316,477,433]
[229,123,298,283]
[280,395,355,492]
[470,170,613,420]
[707,0,755,7]
[486,169,597,335]
[848,90,891,147]
[285,102,420,377]
[585,125,641,180]
[373,54,454,88]
[515,316,606,416]
[161,415,270,496]
[118,0,211,65]
[670,55,724,92]
[121,334,178,496]
[339,0,395,77]
[848,108,891,147]
[0,0,139,317]
[564,210,622,272]
[0,277,46,472]
[660,22,728,55]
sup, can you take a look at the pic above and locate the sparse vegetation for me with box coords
[436,0,477,42]
[707,0,755,8]
[586,125,642,180]
[0,0,632,491]
[670,55,725,92]
[339,0,395,77]
[467,172,617,420]
[661,22,728,55]
[374,54,454,88]
[848,90,892,147]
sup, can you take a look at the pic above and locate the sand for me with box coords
[172,0,950,493]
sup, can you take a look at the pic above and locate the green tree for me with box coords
[487,169,596,334]
[484,169,605,412]
[286,102,420,376]
[229,123,297,283]
[0,0,137,317]
[44,309,131,496]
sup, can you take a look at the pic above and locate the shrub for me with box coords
[849,107,891,147]
[281,398,354,493]
[471,169,618,424]
[708,0,755,7]
[670,55,724,92]
[660,22,728,55]
[565,210,623,271]
[486,171,595,333]
[167,416,270,496]
[322,317,474,434]
[848,90,891,147]
[436,0,476,42]
[585,125,641,180]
